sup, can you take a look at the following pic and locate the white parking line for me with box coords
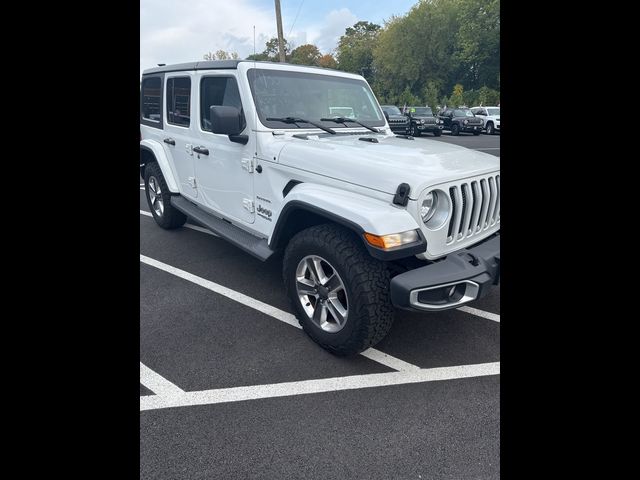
[140,361,500,411]
[140,254,420,372]
[140,362,184,397]
[457,306,500,323]
[140,210,219,237]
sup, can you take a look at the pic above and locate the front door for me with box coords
[194,73,255,225]
[164,73,197,199]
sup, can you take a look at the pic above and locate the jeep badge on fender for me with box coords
[140,60,500,356]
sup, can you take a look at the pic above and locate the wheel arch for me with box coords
[270,184,426,261]
[139,140,180,193]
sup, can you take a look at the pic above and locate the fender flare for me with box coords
[270,184,426,261]
[140,140,180,193]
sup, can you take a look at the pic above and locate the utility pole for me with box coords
[274,0,286,62]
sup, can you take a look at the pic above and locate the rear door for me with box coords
[163,73,198,200]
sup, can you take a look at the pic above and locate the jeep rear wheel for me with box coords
[283,224,394,356]
[144,162,187,229]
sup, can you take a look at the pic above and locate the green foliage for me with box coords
[290,44,322,66]
[335,21,381,81]
[370,0,499,107]
[422,81,441,112]
[246,37,292,62]
[449,84,464,107]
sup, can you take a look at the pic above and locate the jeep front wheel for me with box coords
[410,124,421,137]
[486,122,494,135]
[283,224,394,356]
[144,162,187,229]
[451,123,460,135]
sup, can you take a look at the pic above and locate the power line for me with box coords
[287,0,305,39]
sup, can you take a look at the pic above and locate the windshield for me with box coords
[454,109,474,117]
[412,107,433,116]
[247,69,385,129]
[487,108,500,116]
[382,105,402,115]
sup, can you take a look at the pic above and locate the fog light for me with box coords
[448,285,457,298]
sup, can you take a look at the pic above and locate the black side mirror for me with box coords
[210,105,248,145]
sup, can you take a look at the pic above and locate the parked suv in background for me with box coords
[381,105,410,134]
[404,106,443,137]
[471,106,500,134]
[140,60,500,356]
[438,108,484,136]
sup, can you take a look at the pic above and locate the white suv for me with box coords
[140,60,500,355]
[471,106,500,134]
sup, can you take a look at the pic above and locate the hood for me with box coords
[276,133,499,198]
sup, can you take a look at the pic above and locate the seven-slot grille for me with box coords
[446,174,500,244]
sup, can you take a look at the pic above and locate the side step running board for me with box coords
[170,196,274,261]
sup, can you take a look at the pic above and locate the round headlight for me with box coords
[463,119,469,125]
[421,192,438,223]
[420,119,425,124]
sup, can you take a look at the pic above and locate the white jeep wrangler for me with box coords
[140,60,500,356]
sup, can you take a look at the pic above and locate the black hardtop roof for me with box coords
[142,60,348,76]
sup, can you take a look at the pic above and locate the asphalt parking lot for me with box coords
[140,133,500,479]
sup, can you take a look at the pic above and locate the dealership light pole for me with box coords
[274,0,286,62]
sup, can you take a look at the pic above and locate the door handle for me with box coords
[193,146,209,155]
[163,138,175,146]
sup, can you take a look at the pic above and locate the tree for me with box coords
[335,21,381,81]
[290,44,322,66]
[449,84,464,107]
[317,54,338,69]
[203,50,239,61]
[454,0,500,90]
[373,0,461,103]
[246,37,292,62]
[422,81,441,112]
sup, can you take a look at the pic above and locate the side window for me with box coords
[200,76,246,132]
[141,76,163,127]
[166,77,191,127]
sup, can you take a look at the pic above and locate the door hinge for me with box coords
[241,158,254,173]
[242,198,255,213]
[188,177,197,188]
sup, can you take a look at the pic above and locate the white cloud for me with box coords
[308,8,357,54]
[140,0,276,76]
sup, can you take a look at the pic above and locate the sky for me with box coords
[140,0,418,76]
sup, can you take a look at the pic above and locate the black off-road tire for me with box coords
[451,123,460,136]
[486,122,494,135]
[283,224,395,356]
[144,162,187,229]
[410,124,421,137]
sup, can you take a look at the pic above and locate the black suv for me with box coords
[438,108,484,136]
[381,105,409,134]
[405,106,443,137]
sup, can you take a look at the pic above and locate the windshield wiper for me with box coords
[266,117,336,134]
[320,117,380,133]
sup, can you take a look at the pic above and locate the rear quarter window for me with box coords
[141,76,164,129]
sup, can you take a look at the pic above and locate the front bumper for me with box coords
[390,234,500,311]
[417,124,443,131]
[461,125,483,132]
